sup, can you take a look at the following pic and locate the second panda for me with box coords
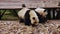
[35,8,48,23]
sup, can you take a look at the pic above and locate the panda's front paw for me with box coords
[19,20,24,23]
[19,19,24,23]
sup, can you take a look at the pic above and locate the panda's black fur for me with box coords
[24,10,31,26]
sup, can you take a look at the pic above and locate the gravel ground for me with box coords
[0,20,60,34]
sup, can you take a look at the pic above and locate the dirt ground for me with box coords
[0,20,60,34]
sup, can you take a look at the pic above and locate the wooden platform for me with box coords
[0,0,60,9]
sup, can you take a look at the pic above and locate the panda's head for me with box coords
[35,8,48,17]
[29,10,39,25]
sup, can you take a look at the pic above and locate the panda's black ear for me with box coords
[22,4,26,7]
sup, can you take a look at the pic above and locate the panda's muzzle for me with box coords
[32,17,38,25]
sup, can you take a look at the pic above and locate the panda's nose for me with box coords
[32,17,35,20]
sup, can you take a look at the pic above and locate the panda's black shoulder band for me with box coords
[24,10,31,25]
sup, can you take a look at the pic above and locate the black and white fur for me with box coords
[35,8,48,23]
[18,8,39,26]
[18,8,48,26]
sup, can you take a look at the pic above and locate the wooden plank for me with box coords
[0,0,60,9]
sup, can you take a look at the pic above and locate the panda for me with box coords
[18,7,48,26]
[18,8,39,26]
[35,8,48,24]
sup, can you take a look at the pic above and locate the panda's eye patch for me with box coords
[32,17,35,20]
[44,10,46,12]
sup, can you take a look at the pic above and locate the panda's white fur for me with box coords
[29,10,39,25]
[42,11,48,17]
[35,8,45,15]
[18,8,30,19]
